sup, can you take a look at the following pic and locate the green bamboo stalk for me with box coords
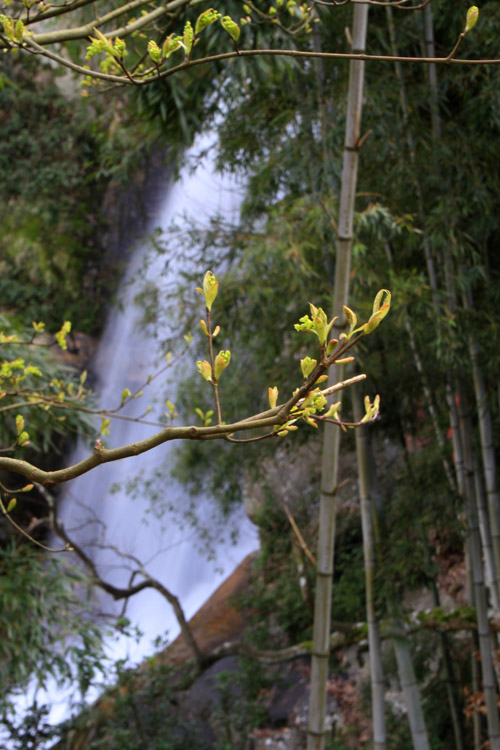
[457,378,500,749]
[306,5,369,748]
[353,388,386,749]
[474,454,500,612]
[391,622,430,750]
[367,444,431,750]
[464,286,500,611]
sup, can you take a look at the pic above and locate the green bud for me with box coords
[15,414,24,435]
[221,15,240,42]
[100,417,111,436]
[343,305,357,332]
[268,386,278,408]
[324,401,341,419]
[214,350,231,379]
[55,320,71,350]
[333,356,354,365]
[294,304,336,346]
[114,37,126,57]
[7,498,16,512]
[465,6,478,33]
[14,19,24,42]
[203,270,219,311]
[300,356,317,379]
[162,34,182,59]
[195,8,221,35]
[363,290,391,335]
[148,39,162,63]
[197,360,212,382]
[361,394,380,424]
[183,20,194,55]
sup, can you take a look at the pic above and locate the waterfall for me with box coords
[57,134,259,664]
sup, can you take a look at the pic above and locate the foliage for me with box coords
[236,499,314,646]
[0,59,110,331]
[213,660,270,748]
[72,658,212,750]
[0,542,106,706]
[0,315,95,467]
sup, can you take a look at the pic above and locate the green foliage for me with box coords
[0,315,95,457]
[213,660,269,748]
[0,701,58,750]
[236,500,314,646]
[74,658,211,750]
[332,510,366,623]
[0,542,106,704]
[0,58,111,331]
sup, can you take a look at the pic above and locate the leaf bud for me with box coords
[221,15,241,42]
[7,498,16,512]
[195,8,221,35]
[300,356,317,378]
[214,350,231,379]
[147,39,162,63]
[183,20,194,54]
[268,386,278,408]
[465,6,478,33]
[202,270,219,311]
[197,360,212,382]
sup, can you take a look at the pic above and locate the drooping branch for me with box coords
[42,485,204,669]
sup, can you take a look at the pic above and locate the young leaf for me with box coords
[197,360,212,382]
[202,271,219,311]
[221,16,240,42]
[15,414,24,435]
[55,320,71,350]
[183,20,194,55]
[268,386,278,408]
[147,40,162,63]
[195,8,221,35]
[214,350,231,379]
[465,6,478,33]
[7,498,16,512]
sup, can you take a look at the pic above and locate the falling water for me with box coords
[57,134,259,665]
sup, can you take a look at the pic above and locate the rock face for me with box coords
[161,551,258,665]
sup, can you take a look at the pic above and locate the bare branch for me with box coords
[41,485,204,669]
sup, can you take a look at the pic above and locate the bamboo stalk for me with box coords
[353,388,386,749]
[457,379,500,749]
[392,622,430,750]
[307,5,369,748]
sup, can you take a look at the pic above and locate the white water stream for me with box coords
[46,136,258,719]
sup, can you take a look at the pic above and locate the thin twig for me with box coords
[281,499,317,568]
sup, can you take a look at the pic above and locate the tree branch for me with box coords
[42,485,205,669]
[0,374,366,486]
